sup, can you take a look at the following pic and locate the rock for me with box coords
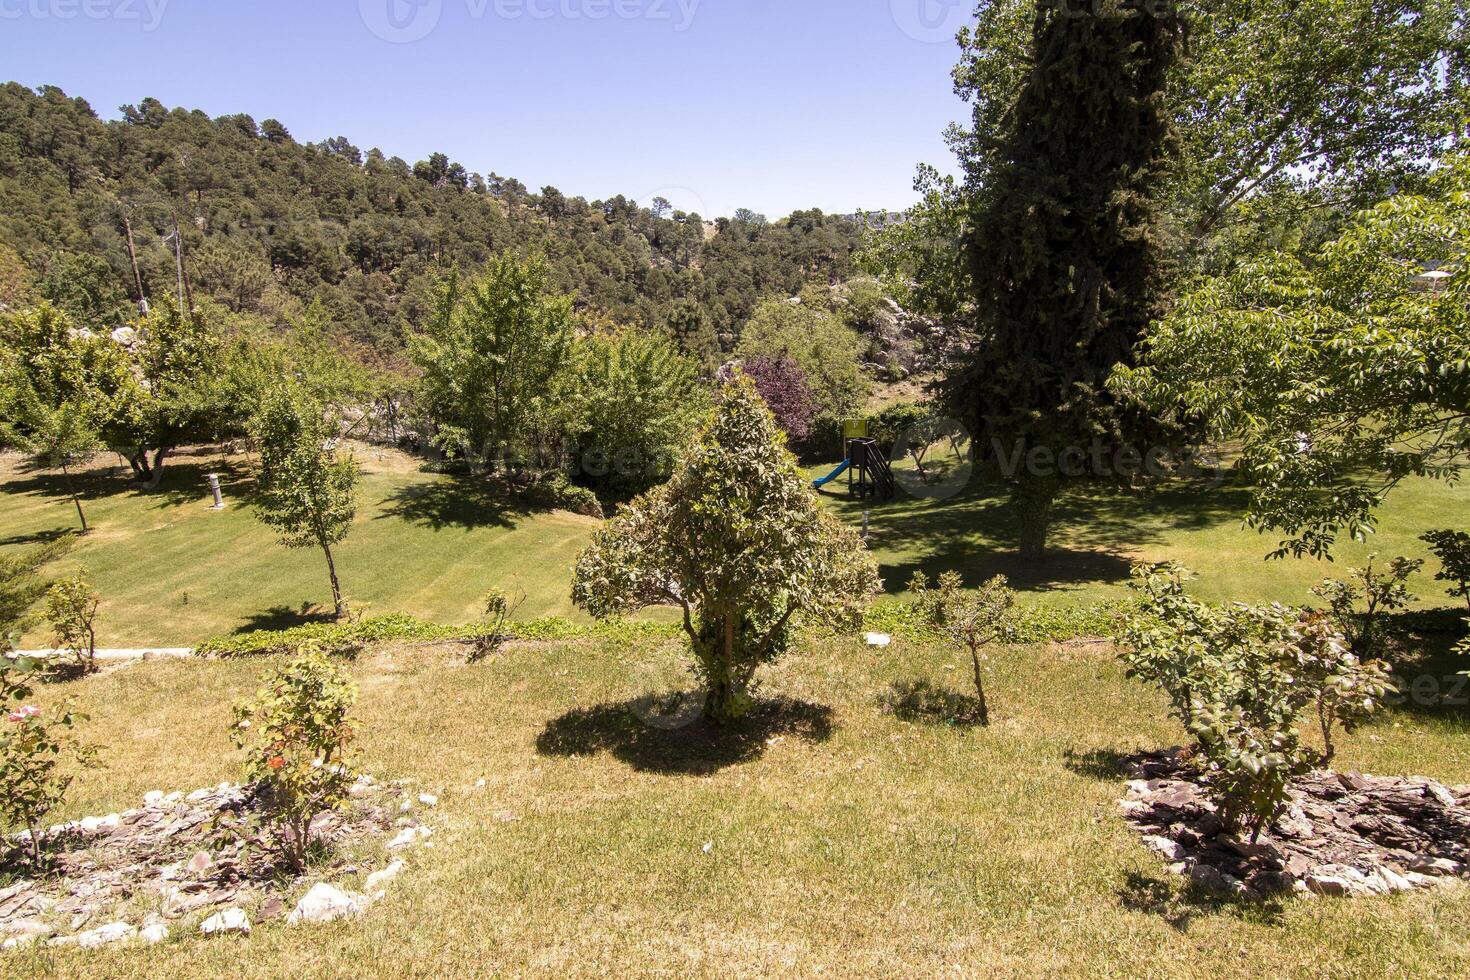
[1,919,53,941]
[287,883,371,925]
[387,828,418,850]
[1337,772,1372,793]
[73,921,137,948]
[1376,866,1417,893]
[1274,806,1314,839]
[139,920,169,944]
[864,632,892,649]
[365,860,405,891]
[418,793,438,808]
[1408,856,1465,876]
[144,790,165,806]
[187,851,214,874]
[200,907,250,936]
[1423,782,1458,808]
[1305,873,1358,897]
[1142,835,1185,861]
[1125,780,1150,800]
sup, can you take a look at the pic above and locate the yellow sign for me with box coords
[842,419,869,441]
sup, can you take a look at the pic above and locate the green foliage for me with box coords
[467,588,522,664]
[0,243,35,311]
[735,294,871,425]
[0,661,92,866]
[945,2,1183,558]
[410,255,576,469]
[250,388,360,617]
[568,328,705,496]
[1122,564,1392,840]
[230,650,359,871]
[1115,161,1470,558]
[572,371,882,723]
[43,571,100,678]
[906,572,1018,725]
[1421,529,1470,612]
[1311,555,1423,658]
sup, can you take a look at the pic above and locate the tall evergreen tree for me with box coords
[944,0,1183,557]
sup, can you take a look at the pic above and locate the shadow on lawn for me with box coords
[1062,747,1137,781]
[879,680,985,727]
[1118,872,1288,931]
[0,454,255,510]
[536,696,835,776]
[232,604,339,634]
[380,478,527,531]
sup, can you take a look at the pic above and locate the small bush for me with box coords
[230,648,359,871]
[522,473,603,518]
[43,572,100,678]
[1312,554,1422,657]
[0,658,92,866]
[467,588,522,663]
[1422,530,1470,613]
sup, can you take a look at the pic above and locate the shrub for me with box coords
[573,370,882,724]
[1422,530,1470,613]
[230,649,359,871]
[1312,554,1422,657]
[742,354,817,441]
[43,572,100,677]
[0,658,92,866]
[1123,564,1392,841]
[906,571,1018,725]
[468,588,522,663]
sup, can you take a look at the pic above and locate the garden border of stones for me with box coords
[1119,751,1470,900]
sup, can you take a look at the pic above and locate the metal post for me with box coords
[207,474,225,510]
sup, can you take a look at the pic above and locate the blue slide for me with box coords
[811,459,851,489]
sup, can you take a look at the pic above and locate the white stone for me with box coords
[365,860,405,891]
[864,632,892,649]
[74,922,137,948]
[287,883,371,925]
[1142,835,1186,861]
[200,907,250,936]
[187,851,214,874]
[1125,779,1150,800]
[418,793,438,808]
[186,788,213,802]
[1424,782,1458,807]
[139,922,169,944]
[143,790,165,806]
[387,828,419,850]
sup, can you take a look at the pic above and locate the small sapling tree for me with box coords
[43,572,100,678]
[573,371,882,724]
[1288,612,1395,765]
[1422,530,1470,613]
[906,571,1018,725]
[467,587,522,663]
[250,389,360,619]
[1312,554,1422,658]
[230,648,358,871]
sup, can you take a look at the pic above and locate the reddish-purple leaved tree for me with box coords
[742,355,817,441]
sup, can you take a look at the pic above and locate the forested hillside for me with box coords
[0,83,864,363]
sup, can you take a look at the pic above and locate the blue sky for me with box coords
[0,0,975,218]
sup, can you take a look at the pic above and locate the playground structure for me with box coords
[812,421,895,502]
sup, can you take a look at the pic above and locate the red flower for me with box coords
[267,756,286,771]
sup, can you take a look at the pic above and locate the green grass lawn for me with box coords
[7,630,1469,977]
[0,447,601,647]
[3,445,1468,648]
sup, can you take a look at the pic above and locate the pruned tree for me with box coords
[572,371,882,723]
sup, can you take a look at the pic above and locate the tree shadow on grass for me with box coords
[0,456,255,510]
[0,527,73,548]
[1062,747,1136,781]
[878,680,986,727]
[1372,618,1470,726]
[535,696,835,776]
[232,604,338,635]
[1118,871,1288,932]
[379,478,527,532]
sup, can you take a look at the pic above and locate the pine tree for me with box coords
[945,1,1182,557]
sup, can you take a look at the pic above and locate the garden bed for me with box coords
[1120,751,1470,900]
[0,774,427,950]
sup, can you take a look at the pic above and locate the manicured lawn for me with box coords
[7,630,1469,977]
[0,447,601,647]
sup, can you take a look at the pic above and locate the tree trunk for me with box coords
[322,541,344,619]
[142,448,169,490]
[969,646,991,726]
[1318,700,1336,765]
[60,463,88,533]
[1012,474,1059,560]
[703,614,740,725]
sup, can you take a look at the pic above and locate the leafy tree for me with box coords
[1312,555,1423,658]
[572,372,882,723]
[945,2,1183,557]
[907,572,1018,725]
[742,354,817,441]
[1115,161,1470,558]
[250,389,360,618]
[569,328,706,497]
[736,295,871,424]
[410,255,576,471]
[1289,612,1395,765]
[1422,530,1470,612]
[0,243,34,311]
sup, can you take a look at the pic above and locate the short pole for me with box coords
[862,508,869,541]
[207,474,225,510]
